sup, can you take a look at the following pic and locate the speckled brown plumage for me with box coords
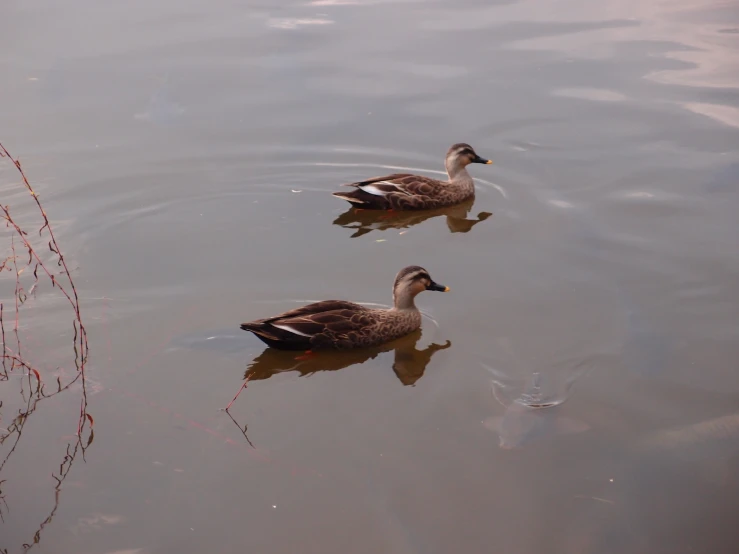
[240,266,449,351]
[332,143,492,211]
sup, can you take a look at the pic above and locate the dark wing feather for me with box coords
[334,173,448,210]
[275,308,372,337]
[378,175,444,197]
[240,300,372,348]
[341,174,415,188]
[259,300,367,323]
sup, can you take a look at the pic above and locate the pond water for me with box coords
[2,0,739,552]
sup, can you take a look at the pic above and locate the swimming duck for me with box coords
[332,143,492,210]
[240,266,449,351]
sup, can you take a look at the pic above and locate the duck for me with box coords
[332,143,492,210]
[240,266,449,351]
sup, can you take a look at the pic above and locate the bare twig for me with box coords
[0,141,92,550]
[224,375,252,412]
[224,409,255,449]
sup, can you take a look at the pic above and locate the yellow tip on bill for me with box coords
[444,286,450,292]
[485,160,493,164]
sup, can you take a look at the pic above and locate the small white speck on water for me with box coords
[291,189,302,193]
[609,478,614,482]
[272,505,277,509]
[190,528,194,531]
[375,239,386,243]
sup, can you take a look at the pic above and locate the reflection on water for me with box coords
[333,197,492,237]
[227,331,450,447]
[0,144,93,552]
[244,329,451,387]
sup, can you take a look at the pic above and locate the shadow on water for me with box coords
[332,197,492,238]
[244,329,451,387]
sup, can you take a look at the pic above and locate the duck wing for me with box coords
[241,300,376,350]
[263,300,365,321]
[333,174,446,210]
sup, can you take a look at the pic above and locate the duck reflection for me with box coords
[332,197,492,238]
[244,330,451,386]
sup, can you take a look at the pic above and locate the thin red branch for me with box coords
[0,140,93,550]
[224,375,252,411]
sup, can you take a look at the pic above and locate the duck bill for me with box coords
[427,281,450,292]
[473,155,493,165]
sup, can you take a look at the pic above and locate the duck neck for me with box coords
[446,161,472,184]
[392,288,417,311]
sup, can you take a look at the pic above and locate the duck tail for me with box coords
[240,321,313,350]
[332,189,390,209]
[332,190,368,205]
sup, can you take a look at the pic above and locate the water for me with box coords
[2,0,739,552]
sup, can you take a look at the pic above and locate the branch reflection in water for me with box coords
[225,330,451,445]
[0,142,93,552]
[332,197,492,238]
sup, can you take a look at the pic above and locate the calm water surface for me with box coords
[2,0,739,552]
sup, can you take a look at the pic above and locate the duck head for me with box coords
[392,265,449,309]
[445,143,492,178]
